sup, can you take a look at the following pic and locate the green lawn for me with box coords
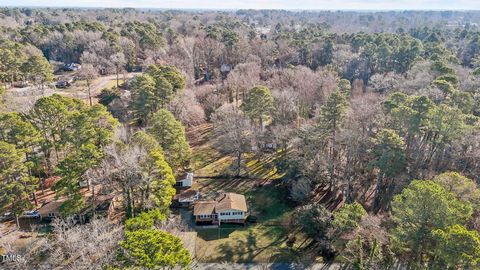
[189,124,286,180]
[102,78,125,90]
[194,182,305,263]
[188,123,307,263]
[196,224,298,263]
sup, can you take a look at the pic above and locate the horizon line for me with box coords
[1,6,480,12]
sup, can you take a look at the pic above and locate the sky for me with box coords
[2,0,480,10]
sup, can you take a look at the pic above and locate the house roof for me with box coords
[175,189,198,201]
[193,201,216,215]
[93,195,115,211]
[38,200,65,217]
[177,172,193,182]
[215,193,248,212]
[43,176,61,189]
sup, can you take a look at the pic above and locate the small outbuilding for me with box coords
[176,172,194,188]
[173,189,199,207]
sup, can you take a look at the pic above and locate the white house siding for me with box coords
[178,173,193,187]
[217,209,245,221]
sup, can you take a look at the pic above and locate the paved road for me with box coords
[193,263,343,270]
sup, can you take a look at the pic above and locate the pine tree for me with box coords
[241,85,274,129]
[0,141,32,227]
[120,229,191,269]
[147,109,191,170]
[371,129,406,210]
[130,74,157,125]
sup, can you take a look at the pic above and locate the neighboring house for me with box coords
[79,179,89,188]
[18,215,40,231]
[176,173,193,188]
[43,176,61,189]
[220,63,231,79]
[215,193,248,223]
[95,195,117,218]
[193,193,248,225]
[37,195,117,222]
[38,200,65,220]
[64,63,81,71]
[173,189,199,207]
[18,200,63,230]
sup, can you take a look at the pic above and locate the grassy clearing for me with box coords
[102,78,124,89]
[187,123,307,263]
[194,181,305,263]
[188,124,230,176]
[245,184,292,223]
[244,152,286,180]
[196,224,298,263]
[189,123,286,180]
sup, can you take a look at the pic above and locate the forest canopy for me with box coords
[1,7,480,270]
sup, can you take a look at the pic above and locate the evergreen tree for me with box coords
[391,180,473,267]
[241,85,274,129]
[0,40,26,85]
[318,90,348,136]
[371,129,406,210]
[433,172,480,207]
[0,112,42,205]
[147,109,192,170]
[317,90,348,190]
[333,201,367,234]
[120,229,191,269]
[21,55,54,89]
[54,143,102,216]
[132,131,176,212]
[130,65,186,125]
[145,64,186,106]
[130,74,157,125]
[433,224,480,268]
[0,141,32,227]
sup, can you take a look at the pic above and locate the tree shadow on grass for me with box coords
[196,224,243,241]
[216,226,292,263]
[217,229,259,262]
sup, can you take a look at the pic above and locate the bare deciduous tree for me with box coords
[168,89,205,127]
[211,103,252,176]
[1,219,122,270]
[77,64,98,106]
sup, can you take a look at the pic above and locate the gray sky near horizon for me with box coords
[2,0,480,10]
